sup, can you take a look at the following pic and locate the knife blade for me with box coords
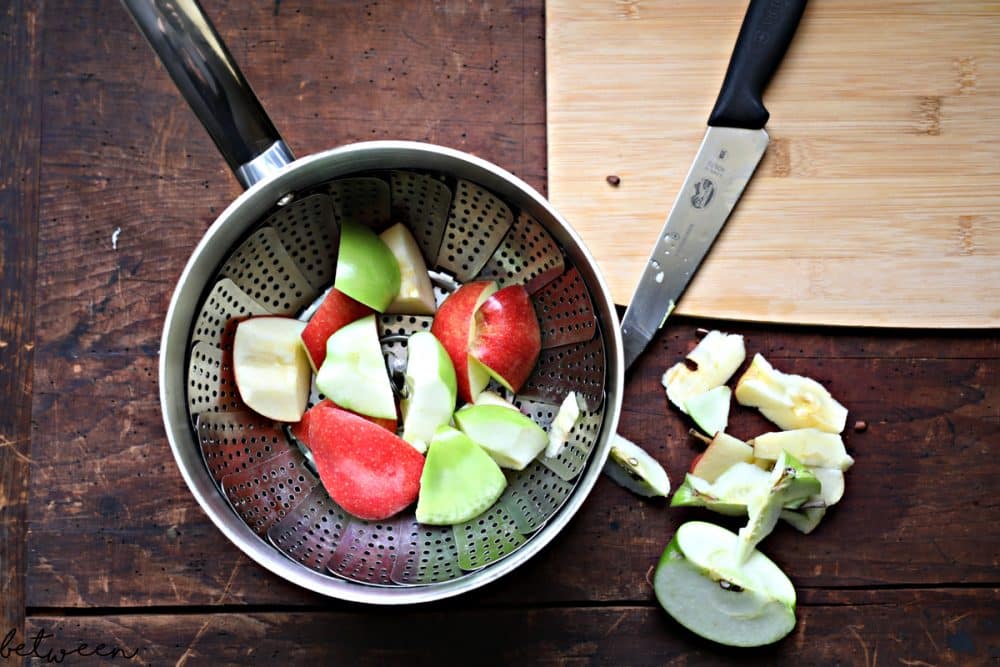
[621,0,808,372]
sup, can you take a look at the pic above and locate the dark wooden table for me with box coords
[2,1,997,664]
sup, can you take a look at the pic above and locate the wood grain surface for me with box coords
[547,0,1000,327]
[0,0,996,664]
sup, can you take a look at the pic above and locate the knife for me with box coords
[621,0,808,371]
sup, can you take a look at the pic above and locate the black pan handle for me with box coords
[121,0,294,188]
[707,0,808,130]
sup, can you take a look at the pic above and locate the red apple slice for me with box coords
[300,288,374,371]
[430,280,498,404]
[291,399,397,444]
[308,403,424,521]
[470,284,541,394]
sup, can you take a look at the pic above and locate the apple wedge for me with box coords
[653,521,797,647]
[735,354,848,433]
[299,288,374,370]
[671,463,771,516]
[379,222,436,315]
[689,431,753,483]
[545,392,581,458]
[470,284,541,395]
[736,451,821,563]
[603,434,671,498]
[416,425,507,525]
[400,331,457,454]
[232,316,312,422]
[335,219,401,312]
[315,314,397,420]
[308,402,423,521]
[431,280,499,404]
[684,386,732,437]
[661,330,745,413]
[750,428,855,471]
[454,404,548,470]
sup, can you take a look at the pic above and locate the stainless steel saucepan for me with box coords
[124,0,623,603]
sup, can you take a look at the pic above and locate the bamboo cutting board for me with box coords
[546,0,1000,327]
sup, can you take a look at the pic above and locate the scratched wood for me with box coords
[6,0,998,663]
[547,0,1000,327]
[22,589,998,664]
[0,0,43,641]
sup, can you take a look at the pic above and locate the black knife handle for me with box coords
[707,0,807,130]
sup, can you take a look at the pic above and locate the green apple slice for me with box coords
[603,434,670,498]
[653,521,797,647]
[671,463,771,516]
[379,222,436,315]
[400,331,457,454]
[454,404,548,470]
[684,386,732,437]
[545,391,581,458]
[335,219,401,312]
[736,451,821,563]
[781,507,826,534]
[315,314,396,420]
[473,390,518,410]
[750,428,855,471]
[415,425,507,525]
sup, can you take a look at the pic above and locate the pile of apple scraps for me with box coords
[230,220,583,528]
[651,330,852,647]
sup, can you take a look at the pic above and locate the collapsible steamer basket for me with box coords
[126,0,624,603]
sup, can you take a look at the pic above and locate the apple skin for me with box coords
[430,280,498,404]
[470,285,541,394]
[291,399,397,445]
[335,219,401,312]
[300,289,374,371]
[308,402,423,521]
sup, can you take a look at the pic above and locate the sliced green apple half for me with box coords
[335,219,401,312]
[379,222,436,315]
[454,404,548,470]
[653,521,797,647]
[603,434,671,498]
[232,316,312,422]
[400,331,457,454]
[315,314,396,420]
[415,425,507,525]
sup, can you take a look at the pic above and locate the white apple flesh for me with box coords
[690,431,753,483]
[684,386,732,437]
[379,222,436,315]
[315,314,397,420]
[232,316,312,422]
[400,331,457,454]
[653,521,797,647]
[662,330,746,413]
[545,392,581,458]
[735,353,848,433]
[750,428,855,471]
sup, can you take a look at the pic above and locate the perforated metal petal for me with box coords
[453,504,527,571]
[191,278,271,348]
[435,179,514,281]
[389,519,464,586]
[219,226,317,315]
[532,267,598,349]
[266,193,338,291]
[389,171,453,262]
[187,342,241,419]
[519,336,606,412]
[324,177,391,231]
[327,518,401,585]
[537,405,604,482]
[477,212,564,294]
[220,448,313,536]
[267,486,353,573]
[496,460,575,534]
[195,409,287,483]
